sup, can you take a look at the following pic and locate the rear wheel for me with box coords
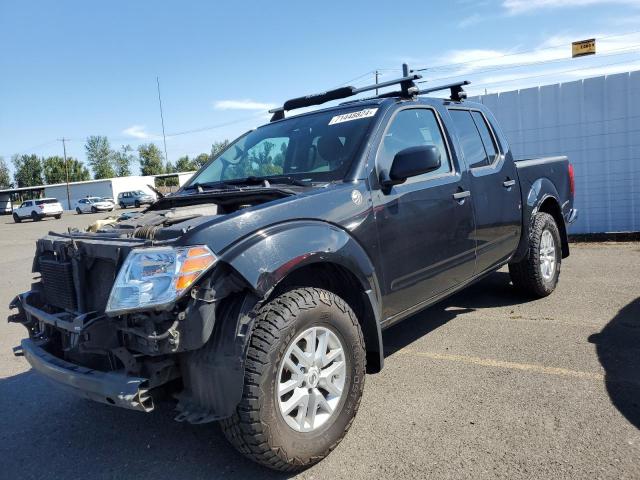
[119,202,126,209]
[31,211,41,221]
[13,213,21,223]
[220,288,366,472]
[509,212,561,297]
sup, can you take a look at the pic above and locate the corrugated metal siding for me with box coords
[472,71,640,234]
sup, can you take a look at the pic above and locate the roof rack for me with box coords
[417,80,470,102]
[269,64,421,121]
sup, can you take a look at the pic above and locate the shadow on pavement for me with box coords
[383,271,532,356]
[588,297,640,428]
[0,370,290,480]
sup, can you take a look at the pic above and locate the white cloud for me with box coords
[213,99,276,111]
[122,125,157,140]
[503,0,640,15]
[457,13,484,28]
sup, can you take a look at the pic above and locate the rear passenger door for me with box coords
[448,109,521,274]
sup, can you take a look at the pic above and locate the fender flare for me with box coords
[512,178,568,262]
[178,221,384,422]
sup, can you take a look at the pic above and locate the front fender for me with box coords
[176,221,383,422]
[219,220,380,300]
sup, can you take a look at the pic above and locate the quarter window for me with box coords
[378,108,451,180]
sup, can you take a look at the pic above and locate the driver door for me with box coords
[372,106,477,321]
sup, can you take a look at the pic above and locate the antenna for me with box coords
[156,77,169,164]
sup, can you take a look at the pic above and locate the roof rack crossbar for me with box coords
[269,64,421,121]
[417,80,470,101]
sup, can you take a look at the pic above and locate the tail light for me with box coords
[568,163,575,196]
[38,205,44,209]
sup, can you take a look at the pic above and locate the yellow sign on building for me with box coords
[572,39,596,58]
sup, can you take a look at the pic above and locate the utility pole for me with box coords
[375,70,379,95]
[57,137,71,210]
[156,77,169,166]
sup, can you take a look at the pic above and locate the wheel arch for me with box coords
[220,220,384,374]
[512,178,570,262]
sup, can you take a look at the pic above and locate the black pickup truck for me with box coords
[9,68,577,472]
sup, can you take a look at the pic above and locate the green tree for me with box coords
[176,155,196,171]
[211,139,230,159]
[43,156,91,184]
[194,153,210,169]
[12,154,43,187]
[85,136,115,179]
[113,145,134,177]
[138,143,165,176]
[0,157,11,188]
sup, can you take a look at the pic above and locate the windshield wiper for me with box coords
[183,181,242,192]
[223,175,312,187]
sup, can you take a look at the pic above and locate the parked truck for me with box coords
[9,67,577,472]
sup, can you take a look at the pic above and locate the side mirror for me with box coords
[380,145,441,190]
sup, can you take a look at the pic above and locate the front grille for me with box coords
[39,258,77,311]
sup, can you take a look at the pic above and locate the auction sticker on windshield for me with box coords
[329,108,378,125]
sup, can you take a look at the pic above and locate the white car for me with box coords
[13,198,63,222]
[75,197,115,214]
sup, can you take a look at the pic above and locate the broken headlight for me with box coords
[106,245,217,315]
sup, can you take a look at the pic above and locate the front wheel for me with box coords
[134,200,140,208]
[91,206,97,213]
[220,288,366,472]
[509,212,562,297]
[76,207,82,214]
[54,214,62,219]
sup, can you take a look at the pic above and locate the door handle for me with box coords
[503,179,516,188]
[453,190,471,200]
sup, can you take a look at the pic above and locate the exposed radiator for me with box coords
[39,258,77,311]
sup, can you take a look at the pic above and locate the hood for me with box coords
[64,182,371,254]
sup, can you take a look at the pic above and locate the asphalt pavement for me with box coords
[0,212,638,479]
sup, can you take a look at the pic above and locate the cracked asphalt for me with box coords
[0,212,638,479]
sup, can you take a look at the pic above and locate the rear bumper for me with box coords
[17,338,154,412]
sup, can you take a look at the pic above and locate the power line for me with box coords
[470,57,640,89]
[418,45,640,84]
[413,29,640,73]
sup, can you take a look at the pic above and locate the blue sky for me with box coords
[2,0,640,176]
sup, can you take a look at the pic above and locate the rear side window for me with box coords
[470,111,498,164]
[449,110,495,168]
[378,108,451,180]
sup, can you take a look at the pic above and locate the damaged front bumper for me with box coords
[16,338,154,412]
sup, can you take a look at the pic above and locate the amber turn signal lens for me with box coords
[176,273,198,291]
[182,255,215,273]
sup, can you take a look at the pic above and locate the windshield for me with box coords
[187,106,379,187]
[87,197,101,202]
[135,190,146,195]
[36,199,59,205]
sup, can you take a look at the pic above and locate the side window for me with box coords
[378,108,451,180]
[471,111,499,164]
[449,110,491,168]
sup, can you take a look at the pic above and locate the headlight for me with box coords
[105,245,217,315]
